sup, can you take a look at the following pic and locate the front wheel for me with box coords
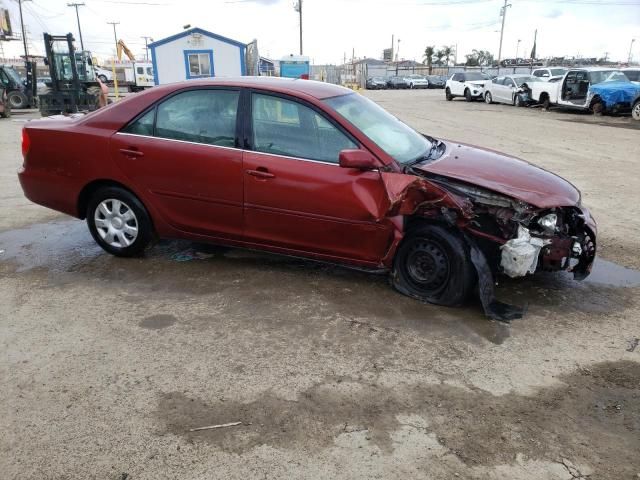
[484,91,493,104]
[391,224,476,307]
[445,88,453,101]
[8,91,28,109]
[98,74,108,83]
[592,101,604,116]
[632,100,640,121]
[464,89,473,102]
[86,186,154,257]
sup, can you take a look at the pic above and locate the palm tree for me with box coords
[441,45,455,66]
[423,45,435,74]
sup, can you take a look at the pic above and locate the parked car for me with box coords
[529,67,640,114]
[426,75,446,88]
[0,86,10,118]
[94,66,113,83]
[621,67,640,84]
[484,74,542,106]
[632,94,640,120]
[387,76,409,89]
[406,74,429,89]
[366,77,387,90]
[445,72,491,101]
[531,67,568,81]
[18,77,597,320]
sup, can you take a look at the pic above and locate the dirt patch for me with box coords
[156,361,640,477]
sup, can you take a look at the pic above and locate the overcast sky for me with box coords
[1,0,639,64]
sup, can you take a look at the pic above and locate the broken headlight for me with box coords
[537,213,557,234]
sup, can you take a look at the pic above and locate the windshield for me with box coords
[324,93,431,164]
[5,67,22,84]
[513,76,539,84]
[589,70,629,84]
[465,72,490,81]
[550,68,567,76]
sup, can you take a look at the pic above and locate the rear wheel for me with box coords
[86,186,154,257]
[98,74,108,83]
[632,100,640,121]
[391,224,476,307]
[445,88,453,101]
[514,94,523,107]
[541,95,550,111]
[484,91,493,104]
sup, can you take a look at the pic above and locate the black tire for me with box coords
[8,90,28,109]
[541,95,550,111]
[484,91,493,104]
[464,88,473,102]
[391,224,476,307]
[514,94,523,107]
[632,99,640,121]
[592,101,604,116]
[98,74,108,83]
[86,186,154,257]
[445,88,453,101]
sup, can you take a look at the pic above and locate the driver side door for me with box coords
[242,91,394,264]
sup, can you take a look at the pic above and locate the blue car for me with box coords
[588,79,640,115]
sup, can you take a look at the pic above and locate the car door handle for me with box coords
[246,169,275,179]
[119,148,144,158]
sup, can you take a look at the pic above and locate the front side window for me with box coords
[136,67,144,74]
[154,89,239,147]
[324,93,431,165]
[251,93,357,163]
[146,67,154,76]
[186,51,212,78]
[123,109,155,136]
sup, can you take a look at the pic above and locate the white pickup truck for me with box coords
[529,67,633,113]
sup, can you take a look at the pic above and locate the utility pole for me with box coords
[141,36,153,61]
[67,3,85,51]
[497,0,511,71]
[17,0,29,61]
[629,38,636,64]
[107,21,120,55]
[515,39,521,59]
[294,0,303,55]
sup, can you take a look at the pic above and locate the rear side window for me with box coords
[155,90,239,147]
[625,70,639,82]
[251,93,357,163]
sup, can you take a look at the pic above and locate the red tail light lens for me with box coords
[21,128,31,159]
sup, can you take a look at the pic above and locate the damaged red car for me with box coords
[18,78,596,320]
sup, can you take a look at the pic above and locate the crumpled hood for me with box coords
[415,141,581,208]
[589,81,640,106]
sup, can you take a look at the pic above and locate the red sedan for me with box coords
[18,77,596,320]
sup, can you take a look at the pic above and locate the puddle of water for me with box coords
[139,314,177,330]
[584,259,640,288]
[1,219,638,346]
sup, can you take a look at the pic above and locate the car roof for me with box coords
[153,76,353,100]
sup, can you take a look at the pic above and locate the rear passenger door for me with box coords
[111,88,245,239]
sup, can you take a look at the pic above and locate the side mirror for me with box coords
[338,149,379,170]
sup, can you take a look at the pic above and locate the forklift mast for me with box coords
[39,33,102,116]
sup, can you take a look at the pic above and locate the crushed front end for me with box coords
[425,175,597,281]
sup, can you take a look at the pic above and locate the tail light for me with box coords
[21,127,31,159]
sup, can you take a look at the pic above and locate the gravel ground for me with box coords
[1,92,639,480]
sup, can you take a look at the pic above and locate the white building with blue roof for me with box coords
[149,27,246,85]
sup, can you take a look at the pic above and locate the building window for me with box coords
[184,50,213,79]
